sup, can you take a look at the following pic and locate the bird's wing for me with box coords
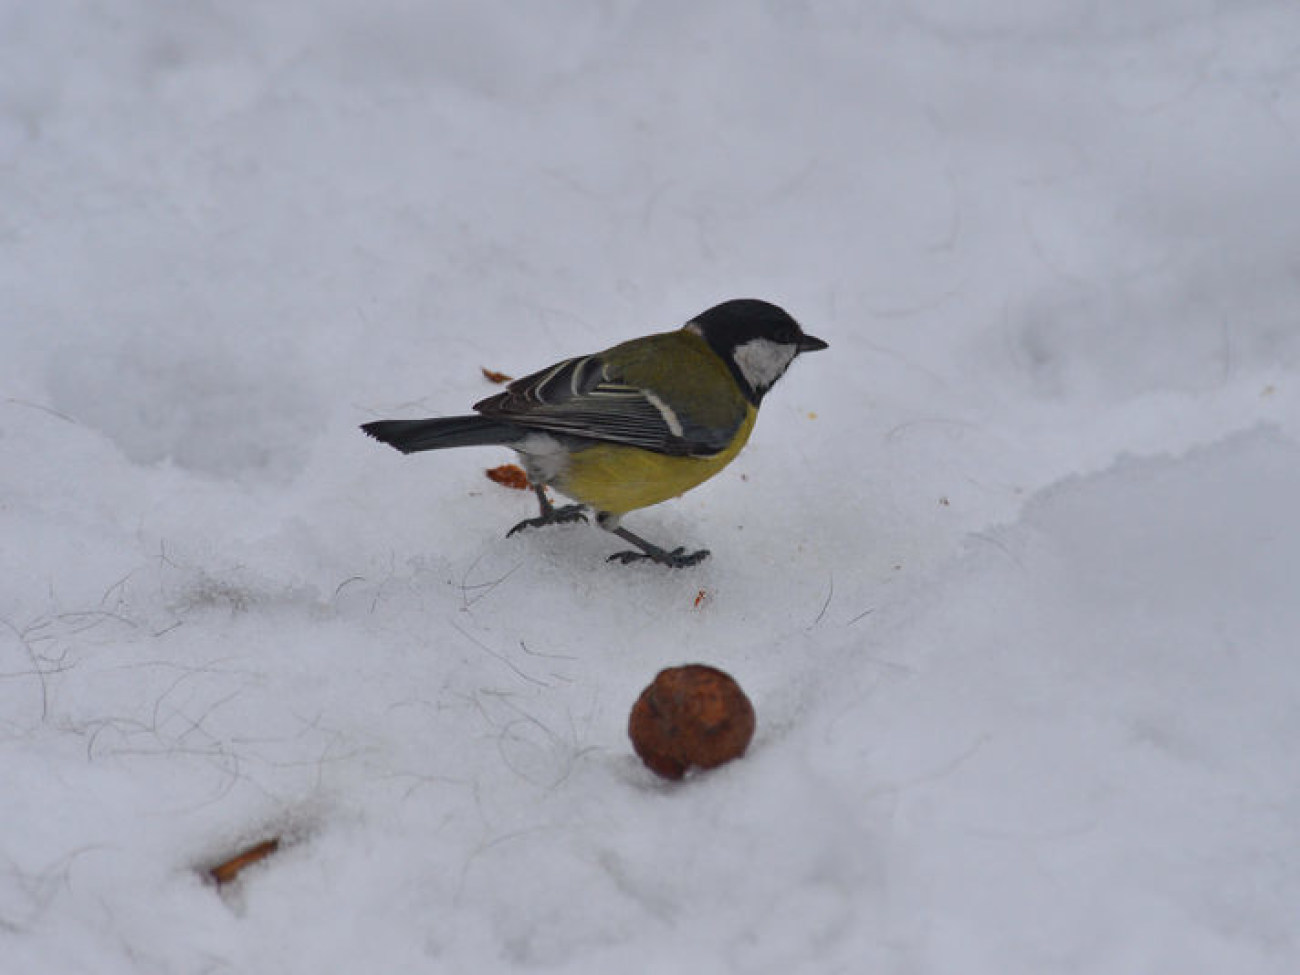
[474,347,737,456]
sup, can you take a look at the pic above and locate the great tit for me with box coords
[361,298,827,568]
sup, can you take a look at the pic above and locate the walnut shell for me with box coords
[628,664,756,779]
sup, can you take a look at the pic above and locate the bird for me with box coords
[361,298,827,568]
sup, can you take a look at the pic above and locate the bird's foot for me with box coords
[601,518,708,568]
[608,546,710,569]
[507,504,588,536]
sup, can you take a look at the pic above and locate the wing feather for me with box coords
[473,348,735,456]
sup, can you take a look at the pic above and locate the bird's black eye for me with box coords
[775,325,798,344]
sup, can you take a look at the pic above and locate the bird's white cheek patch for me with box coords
[733,338,798,391]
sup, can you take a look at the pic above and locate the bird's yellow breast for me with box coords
[552,406,757,514]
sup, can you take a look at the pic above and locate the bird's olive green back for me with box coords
[603,327,751,435]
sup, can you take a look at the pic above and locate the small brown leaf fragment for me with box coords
[209,837,280,886]
[486,464,530,490]
[481,367,513,384]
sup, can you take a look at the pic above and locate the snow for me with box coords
[3,1,1299,972]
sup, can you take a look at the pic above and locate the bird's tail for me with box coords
[361,416,523,454]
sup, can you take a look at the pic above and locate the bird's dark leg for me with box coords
[507,485,588,536]
[598,512,709,568]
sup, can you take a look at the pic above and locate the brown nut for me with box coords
[628,664,756,780]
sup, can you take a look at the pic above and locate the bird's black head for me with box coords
[685,298,828,403]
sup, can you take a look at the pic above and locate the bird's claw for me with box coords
[507,505,588,537]
[607,546,710,569]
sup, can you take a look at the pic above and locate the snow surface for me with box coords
[3,2,1300,972]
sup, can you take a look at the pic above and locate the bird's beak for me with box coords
[798,333,829,353]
